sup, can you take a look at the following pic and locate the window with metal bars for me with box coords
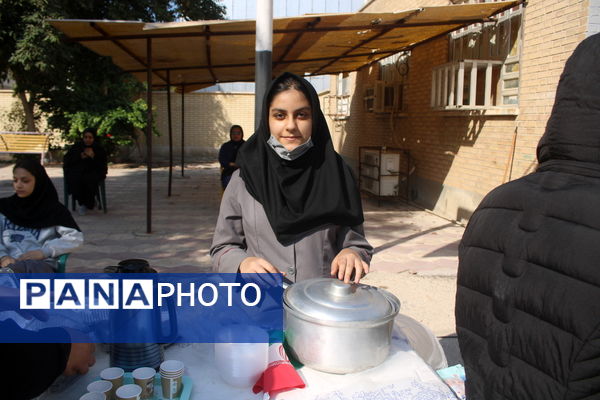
[431,0,523,110]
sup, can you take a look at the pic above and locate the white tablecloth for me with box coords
[39,334,457,400]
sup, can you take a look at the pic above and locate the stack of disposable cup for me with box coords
[160,360,185,399]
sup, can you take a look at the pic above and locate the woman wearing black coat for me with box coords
[218,125,245,189]
[63,128,108,215]
[455,33,600,400]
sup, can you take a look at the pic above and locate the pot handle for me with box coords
[283,276,294,289]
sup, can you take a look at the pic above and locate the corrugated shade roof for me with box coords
[50,1,522,92]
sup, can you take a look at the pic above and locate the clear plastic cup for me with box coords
[214,327,269,388]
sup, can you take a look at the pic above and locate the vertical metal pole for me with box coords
[167,70,173,196]
[255,0,273,130]
[146,38,153,234]
[181,85,185,177]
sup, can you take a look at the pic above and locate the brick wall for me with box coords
[0,1,592,221]
[0,90,19,130]
[328,0,590,222]
[513,0,588,177]
[144,91,255,162]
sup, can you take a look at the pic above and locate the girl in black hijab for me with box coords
[63,128,108,215]
[0,158,83,273]
[218,124,245,189]
[211,72,373,283]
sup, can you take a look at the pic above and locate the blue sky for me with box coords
[221,0,364,20]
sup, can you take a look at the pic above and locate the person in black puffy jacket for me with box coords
[455,33,600,400]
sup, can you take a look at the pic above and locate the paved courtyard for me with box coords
[0,161,466,363]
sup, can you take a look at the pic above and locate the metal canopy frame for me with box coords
[49,1,522,233]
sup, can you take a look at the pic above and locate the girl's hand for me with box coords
[63,342,96,376]
[17,250,45,261]
[239,257,281,274]
[0,256,16,268]
[331,248,370,284]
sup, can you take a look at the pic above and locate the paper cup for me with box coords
[115,384,142,400]
[132,367,155,399]
[79,393,106,400]
[160,375,183,399]
[160,360,184,375]
[159,360,184,399]
[87,380,112,399]
[100,367,124,399]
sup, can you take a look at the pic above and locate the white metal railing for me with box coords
[431,59,505,110]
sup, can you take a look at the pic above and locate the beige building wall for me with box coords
[0,90,20,130]
[513,0,589,177]
[326,0,591,222]
[0,1,592,224]
[148,91,255,162]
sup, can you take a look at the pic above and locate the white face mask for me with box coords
[267,136,314,161]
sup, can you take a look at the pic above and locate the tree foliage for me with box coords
[0,0,225,155]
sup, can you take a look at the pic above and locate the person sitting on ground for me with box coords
[0,158,83,273]
[455,33,600,400]
[218,124,245,189]
[63,128,108,215]
[211,72,373,283]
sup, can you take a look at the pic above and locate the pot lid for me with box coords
[284,278,399,322]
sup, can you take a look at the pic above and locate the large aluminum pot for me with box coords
[284,278,400,374]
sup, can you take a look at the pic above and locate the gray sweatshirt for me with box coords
[0,213,83,269]
[210,171,373,282]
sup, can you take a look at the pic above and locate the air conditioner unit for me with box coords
[361,176,379,195]
[360,176,398,196]
[380,153,400,175]
[369,80,402,113]
[374,80,385,113]
[361,149,379,166]
[361,149,400,175]
[379,176,399,196]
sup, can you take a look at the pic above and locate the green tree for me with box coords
[0,0,225,154]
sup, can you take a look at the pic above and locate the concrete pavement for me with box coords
[0,162,465,364]
[0,162,464,275]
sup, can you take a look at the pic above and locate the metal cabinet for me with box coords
[359,146,411,200]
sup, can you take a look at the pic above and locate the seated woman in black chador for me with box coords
[63,128,108,215]
[0,158,83,273]
[218,125,245,189]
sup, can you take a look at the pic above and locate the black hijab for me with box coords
[0,158,80,230]
[64,128,108,177]
[236,72,364,245]
[536,33,600,178]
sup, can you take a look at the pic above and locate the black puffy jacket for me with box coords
[455,33,600,400]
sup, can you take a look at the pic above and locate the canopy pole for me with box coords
[181,85,185,177]
[167,70,173,196]
[146,38,153,234]
[255,0,273,129]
